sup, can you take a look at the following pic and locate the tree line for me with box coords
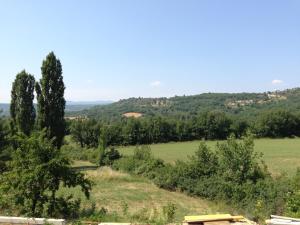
[70,109,300,148]
[0,52,91,218]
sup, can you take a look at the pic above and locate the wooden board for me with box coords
[204,222,230,225]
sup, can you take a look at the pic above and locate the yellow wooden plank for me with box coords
[185,214,232,222]
[232,216,245,221]
[184,214,244,223]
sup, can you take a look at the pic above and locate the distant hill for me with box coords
[0,100,113,116]
[67,88,300,120]
[66,100,113,106]
[65,100,113,111]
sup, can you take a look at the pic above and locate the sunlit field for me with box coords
[120,138,300,176]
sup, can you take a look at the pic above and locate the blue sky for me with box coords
[0,0,300,102]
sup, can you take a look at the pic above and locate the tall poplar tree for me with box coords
[35,52,66,148]
[10,70,36,135]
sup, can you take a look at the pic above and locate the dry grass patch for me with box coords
[59,167,221,221]
[123,112,143,118]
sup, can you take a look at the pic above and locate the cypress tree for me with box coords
[35,52,66,148]
[10,70,35,135]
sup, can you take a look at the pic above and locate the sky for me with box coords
[0,0,300,103]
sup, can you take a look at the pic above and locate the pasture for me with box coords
[119,138,300,176]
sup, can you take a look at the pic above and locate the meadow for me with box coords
[63,137,300,222]
[119,138,300,176]
[59,166,226,222]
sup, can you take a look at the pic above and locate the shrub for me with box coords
[112,136,292,220]
[133,145,152,160]
[100,147,121,166]
[113,156,143,173]
[61,145,99,164]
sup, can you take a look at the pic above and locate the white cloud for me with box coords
[150,81,162,87]
[271,79,283,85]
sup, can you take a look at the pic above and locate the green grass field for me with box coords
[63,138,300,222]
[119,138,300,176]
[59,167,225,222]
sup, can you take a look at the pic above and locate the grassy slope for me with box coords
[60,167,223,222]
[119,138,300,176]
[65,138,300,222]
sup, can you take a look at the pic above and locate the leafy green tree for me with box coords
[190,142,219,178]
[255,110,300,137]
[10,70,35,135]
[197,111,232,140]
[99,147,121,166]
[70,119,85,148]
[36,52,66,148]
[217,134,268,184]
[230,118,249,138]
[0,113,7,148]
[0,114,10,172]
[122,118,142,145]
[0,132,91,217]
[98,128,108,166]
[70,119,100,148]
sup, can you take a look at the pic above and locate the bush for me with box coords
[46,195,81,219]
[133,145,152,160]
[113,156,143,173]
[113,146,155,174]
[153,163,178,190]
[112,135,290,220]
[61,145,99,164]
[0,132,91,218]
[284,169,300,218]
[100,147,121,166]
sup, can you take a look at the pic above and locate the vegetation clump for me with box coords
[111,135,298,221]
[0,52,91,219]
[10,70,35,135]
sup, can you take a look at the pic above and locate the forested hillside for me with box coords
[0,102,111,116]
[68,88,300,120]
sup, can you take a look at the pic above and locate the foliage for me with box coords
[10,70,36,135]
[0,115,10,172]
[254,109,300,137]
[285,169,300,218]
[120,138,300,176]
[98,128,108,166]
[100,147,121,166]
[285,191,300,217]
[113,135,291,220]
[61,145,99,164]
[196,111,232,140]
[67,88,300,122]
[69,108,300,148]
[0,132,91,218]
[70,119,100,148]
[36,52,66,148]
[66,88,300,147]
[217,134,267,184]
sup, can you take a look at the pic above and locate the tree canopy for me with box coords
[36,52,66,148]
[10,70,35,135]
[0,132,91,218]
